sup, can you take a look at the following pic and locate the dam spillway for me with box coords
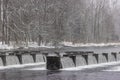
[0,46,120,70]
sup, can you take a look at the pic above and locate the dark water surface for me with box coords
[0,64,120,80]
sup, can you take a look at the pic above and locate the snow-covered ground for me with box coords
[61,41,120,47]
[0,42,13,50]
[0,42,55,50]
[1,41,120,50]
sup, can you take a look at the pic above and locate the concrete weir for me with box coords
[0,47,120,70]
[46,51,120,70]
[0,52,46,66]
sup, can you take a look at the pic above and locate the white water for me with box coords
[61,61,120,71]
[25,67,46,70]
[21,61,120,71]
[0,62,45,70]
[103,66,120,72]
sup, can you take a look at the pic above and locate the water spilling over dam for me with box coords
[0,45,120,70]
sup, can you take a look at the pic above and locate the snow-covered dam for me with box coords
[0,46,120,70]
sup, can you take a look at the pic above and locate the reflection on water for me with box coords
[0,69,120,80]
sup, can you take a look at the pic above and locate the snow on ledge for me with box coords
[1,41,120,50]
[61,41,120,47]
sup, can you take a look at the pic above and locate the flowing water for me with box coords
[0,64,120,80]
[6,56,20,65]
[61,57,75,68]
